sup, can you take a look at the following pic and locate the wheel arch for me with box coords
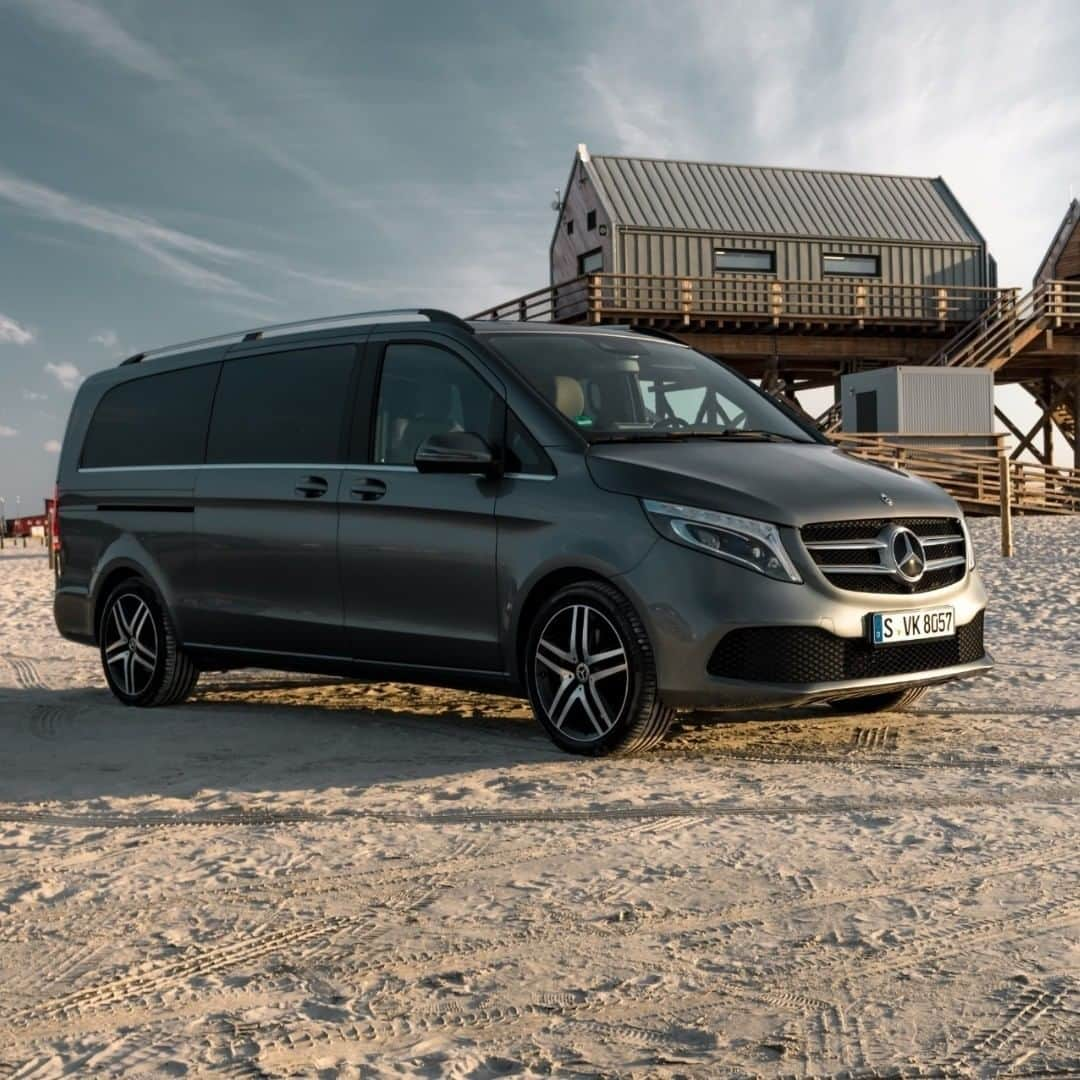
[512,566,641,687]
[91,554,174,645]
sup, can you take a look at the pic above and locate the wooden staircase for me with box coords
[927,280,1079,462]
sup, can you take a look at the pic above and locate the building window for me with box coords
[565,219,574,235]
[586,209,597,231]
[578,248,604,275]
[823,253,880,276]
[714,248,775,273]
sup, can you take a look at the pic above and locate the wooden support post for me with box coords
[998,444,1013,557]
[680,278,692,327]
[855,284,867,330]
[588,275,602,325]
[1075,378,1080,470]
[1052,281,1064,328]
[770,281,783,327]
[1010,408,1049,462]
[1042,375,1054,466]
[936,287,948,329]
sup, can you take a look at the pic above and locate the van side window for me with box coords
[81,363,219,468]
[206,345,355,464]
[505,412,554,475]
[375,343,497,465]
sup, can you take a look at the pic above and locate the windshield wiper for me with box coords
[701,429,807,443]
[590,429,808,444]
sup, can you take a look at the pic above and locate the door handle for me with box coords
[294,475,329,499]
[350,478,387,502]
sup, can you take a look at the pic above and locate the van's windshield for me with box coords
[481,331,818,443]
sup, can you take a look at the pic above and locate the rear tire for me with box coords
[524,580,674,756]
[99,580,199,707]
[826,685,928,715]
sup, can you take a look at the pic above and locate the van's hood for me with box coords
[586,440,959,526]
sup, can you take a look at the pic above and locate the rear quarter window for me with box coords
[206,344,356,464]
[80,363,220,468]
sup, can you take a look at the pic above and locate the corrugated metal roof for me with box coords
[1034,198,1079,284]
[584,153,983,245]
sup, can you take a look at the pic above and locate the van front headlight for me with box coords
[642,499,802,583]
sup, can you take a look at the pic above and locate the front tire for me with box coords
[826,685,928,715]
[99,580,199,707]
[524,581,674,756]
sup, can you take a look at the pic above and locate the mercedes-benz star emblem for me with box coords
[879,492,894,506]
[883,525,926,584]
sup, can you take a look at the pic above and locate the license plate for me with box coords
[870,606,955,646]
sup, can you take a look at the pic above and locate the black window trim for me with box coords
[503,407,555,477]
[713,247,776,274]
[822,252,882,277]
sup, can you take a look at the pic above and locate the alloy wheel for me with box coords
[533,603,630,743]
[103,592,159,698]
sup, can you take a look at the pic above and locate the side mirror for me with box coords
[414,431,501,477]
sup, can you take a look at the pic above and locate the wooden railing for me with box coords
[831,433,1080,551]
[927,280,1080,369]
[470,274,1006,328]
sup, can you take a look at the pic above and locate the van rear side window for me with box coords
[81,363,220,468]
[206,345,356,465]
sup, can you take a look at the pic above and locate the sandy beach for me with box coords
[0,516,1077,1077]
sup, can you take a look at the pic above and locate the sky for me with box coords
[1,0,1078,511]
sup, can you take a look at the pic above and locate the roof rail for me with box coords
[119,307,471,366]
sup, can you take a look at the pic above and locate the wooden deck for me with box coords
[832,433,1080,519]
[470,274,1005,333]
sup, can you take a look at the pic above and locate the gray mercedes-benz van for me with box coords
[53,309,990,755]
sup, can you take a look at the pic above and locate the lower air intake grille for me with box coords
[708,612,985,684]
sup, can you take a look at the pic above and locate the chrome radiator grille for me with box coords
[801,517,967,594]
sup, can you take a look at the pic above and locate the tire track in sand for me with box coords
[1,786,1076,830]
[4,915,363,1024]
[0,657,47,692]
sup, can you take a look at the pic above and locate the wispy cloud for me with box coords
[43,439,61,453]
[0,313,34,345]
[17,0,178,81]
[0,167,272,303]
[575,0,1079,284]
[44,361,82,390]
[11,0,362,210]
[0,167,391,306]
[0,425,18,438]
[90,329,118,349]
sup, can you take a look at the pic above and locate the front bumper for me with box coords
[614,535,991,710]
[662,655,993,710]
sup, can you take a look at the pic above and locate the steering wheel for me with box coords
[651,416,690,431]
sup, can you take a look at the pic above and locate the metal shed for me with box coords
[840,367,994,437]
